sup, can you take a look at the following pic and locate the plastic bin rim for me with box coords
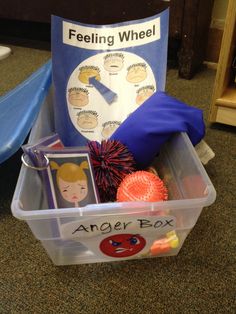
[11,187,216,220]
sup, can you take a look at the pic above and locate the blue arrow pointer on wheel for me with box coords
[89,76,117,104]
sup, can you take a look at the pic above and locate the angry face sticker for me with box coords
[100,234,146,258]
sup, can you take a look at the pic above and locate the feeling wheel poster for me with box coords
[52,9,169,146]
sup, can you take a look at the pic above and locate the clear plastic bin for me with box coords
[11,90,216,265]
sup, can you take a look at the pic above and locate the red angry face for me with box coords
[100,234,146,258]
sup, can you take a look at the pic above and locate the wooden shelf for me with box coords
[214,106,236,126]
[209,0,236,126]
[216,86,236,109]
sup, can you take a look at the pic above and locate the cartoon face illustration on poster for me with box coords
[101,121,121,139]
[77,111,98,129]
[103,53,124,72]
[78,66,101,84]
[126,63,147,83]
[68,87,89,107]
[136,85,155,106]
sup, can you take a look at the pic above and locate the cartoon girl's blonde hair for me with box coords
[50,160,89,184]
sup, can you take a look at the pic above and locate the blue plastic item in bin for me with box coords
[111,91,205,168]
[0,60,52,163]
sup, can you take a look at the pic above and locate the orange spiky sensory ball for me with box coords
[116,171,168,202]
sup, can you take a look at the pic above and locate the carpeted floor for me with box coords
[0,44,235,314]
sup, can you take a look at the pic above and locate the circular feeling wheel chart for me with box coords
[66,51,157,142]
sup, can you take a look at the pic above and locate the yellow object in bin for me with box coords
[166,231,179,248]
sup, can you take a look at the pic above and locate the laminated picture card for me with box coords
[51,10,169,146]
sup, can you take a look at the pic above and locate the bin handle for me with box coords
[21,152,49,171]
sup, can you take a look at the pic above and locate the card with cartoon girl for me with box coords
[38,147,100,209]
